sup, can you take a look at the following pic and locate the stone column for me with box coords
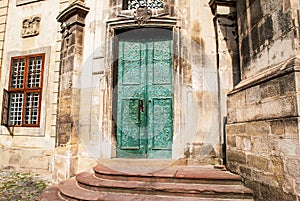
[54,1,89,183]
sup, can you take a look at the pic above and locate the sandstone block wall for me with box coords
[237,0,299,79]
[227,70,300,200]
[226,0,300,200]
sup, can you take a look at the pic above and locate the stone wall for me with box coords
[0,0,8,80]
[0,0,59,173]
[226,0,300,200]
[237,0,299,79]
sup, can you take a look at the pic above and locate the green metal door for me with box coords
[116,30,173,158]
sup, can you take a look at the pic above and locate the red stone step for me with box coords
[40,185,67,201]
[57,177,253,201]
[40,163,254,201]
[76,172,253,199]
[93,163,243,185]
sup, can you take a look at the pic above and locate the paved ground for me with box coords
[0,167,52,201]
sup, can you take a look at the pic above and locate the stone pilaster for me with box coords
[54,1,89,182]
[209,0,239,165]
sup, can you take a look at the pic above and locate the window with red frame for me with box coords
[1,54,44,127]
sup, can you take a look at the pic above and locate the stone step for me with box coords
[57,178,253,201]
[40,163,254,201]
[40,185,67,201]
[93,163,243,185]
[76,172,253,199]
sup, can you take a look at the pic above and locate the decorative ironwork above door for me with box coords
[127,0,164,10]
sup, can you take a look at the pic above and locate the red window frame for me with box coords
[2,53,45,127]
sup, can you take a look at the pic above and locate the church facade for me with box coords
[0,0,299,200]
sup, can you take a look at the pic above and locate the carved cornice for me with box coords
[209,0,236,15]
[56,1,89,23]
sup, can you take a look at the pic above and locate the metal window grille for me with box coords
[25,92,39,124]
[11,59,25,89]
[8,93,24,125]
[27,56,42,88]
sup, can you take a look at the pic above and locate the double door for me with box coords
[116,30,173,158]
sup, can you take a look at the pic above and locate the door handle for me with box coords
[137,100,144,126]
[139,100,144,112]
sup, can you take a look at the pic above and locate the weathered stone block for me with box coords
[239,165,252,178]
[242,136,252,151]
[226,123,245,135]
[259,182,296,201]
[260,80,280,99]
[245,121,270,136]
[280,95,298,117]
[282,176,295,194]
[268,155,284,175]
[284,118,299,138]
[251,136,271,154]
[235,135,243,150]
[271,120,284,135]
[227,90,246,108]
[227,108,237,123]
[279,139,298,155]
[227,150,246,164]
[261,98,282,117]
[226,135,236,147]
[247,155,268,171]
[279,73,296,96]
[226,162,239,173]
[238,104,262,122]
[286,157,300,178]
[246,85,260,104]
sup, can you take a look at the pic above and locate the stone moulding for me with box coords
[107,16,177,30]
[57,1,90,42]
[57,1,90,25]
[209,0,236,15]
[21,16,41,38]
[229,56,300,95]
[16,0,44,6]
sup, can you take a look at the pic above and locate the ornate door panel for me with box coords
[117,31,173,158]
[147,40,173,158]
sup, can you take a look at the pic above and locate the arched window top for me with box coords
[125,0,164,10]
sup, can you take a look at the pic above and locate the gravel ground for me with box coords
[0,168,51,201]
